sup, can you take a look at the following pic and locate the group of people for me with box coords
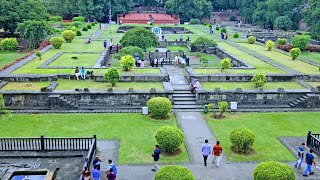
[202,140,223,167]
[134,52,145,67]
[75,67,86,80]
[174,55,186,67]
[294,143,318,177]
[221,32,229,40]
[82,157,117,180]
[103,39,119,53]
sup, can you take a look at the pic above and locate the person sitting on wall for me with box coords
[75,67,80,80]
[80,67,86,80]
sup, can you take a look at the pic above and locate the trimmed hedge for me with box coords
[61,30,76,43]
[248,36,256,44]
[290,48,301,60]
[276,38,287,45]
[292,35,310,50]
[265,40,274,51]
[49,37,64,49]
[221,27,227,33]
[253,161,295,180]
[155,165,195,180]
[147,97,172,119]
[87,24,92,29]
[155,126,183,153]
[230,128,255,154]
[251,73,267,88]
[76,30,82,36]
[82,27,88,31]
[233,33,239,38]
[0,38,18,51]
[120,55,135,71]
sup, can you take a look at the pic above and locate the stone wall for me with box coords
[196,89,320,107]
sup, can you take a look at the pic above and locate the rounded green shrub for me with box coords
[0,38,18,51]
[147,97,172,119]
[216,27,220,30]
[292,35,310,50]
[189,18,200,24]
[35,51,42,60]
[155,126,183,153]
[248,36,256,44]
[233,33,239,38]
[253,161,295,180]
[104,68,120,87]
[220,58,232,71]
[290,48,301,60]
[230,128,255,154]
[87,24,92,29]
[276,38,287,45]
[82,27,88,31]
[49,37,64,49]
[76,30,82,36]
[120,55,135,71]
[221,27,227,33]
[265,40,274,51]
[155,165,195,180]
[251,73,267,88]
[61,30,76,43]
[91,22,95,26]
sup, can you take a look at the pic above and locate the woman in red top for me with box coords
[82,166,91,180]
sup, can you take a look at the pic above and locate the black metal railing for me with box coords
[79,135,97,180]
[0,135,95,151]
[307,131,320,155]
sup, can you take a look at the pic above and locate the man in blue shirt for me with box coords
[303,149,317,177]
[80,67,86,80]
[151,145,161,171]
[294,143,305,169]
[202,139,211,166]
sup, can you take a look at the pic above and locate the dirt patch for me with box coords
[162,147,182,157]
[231,146,256,156]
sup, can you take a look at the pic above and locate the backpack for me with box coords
[112,164,117,175]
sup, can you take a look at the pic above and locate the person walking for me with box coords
[151,145,161,171]
[202,139,211,166]
[108,39,113,52]
[303,149,317,177]
[294,143,305,169]
[107,159,117,176]
[80,67,86,80]
[212,141,223,167]
[92,165,101,180]
[116,44,119,53]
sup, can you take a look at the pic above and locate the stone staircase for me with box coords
[288,95,310,108]
[172,85,203,110]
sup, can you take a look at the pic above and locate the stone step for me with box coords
[174,101,197,105]
[288,103,296,107]
[173,94,196,97]
[173,105,204,109]
[173,91,193,94]
[173,97,196,101]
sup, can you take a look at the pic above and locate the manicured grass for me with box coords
[201,82,306,91]
[56,79,164,90]
[205,112,320,162]
[300,52,320,64]
[0,51,28,68]
[218,42,284,74]
[0,113,189,164]
[238,43,320,74]
[97,24,124,44]
[306,82,320,88]
[167,46,190,52]
[48,53,100,67]
[1,82,50,91]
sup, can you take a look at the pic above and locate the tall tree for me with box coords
[0,0,49,34]
[43,0,79,19]
[165,0,212,22]
[304,0,320,40]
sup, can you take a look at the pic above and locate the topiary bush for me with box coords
[221,27,227,33]
[155,165,195,180]
[230,128,255,154]
[147,97,172,119]
[91,22,95,26]
[251,73,267,88]
[62,30,76,43]
[253,161,295,180]
[155,126,183,153]
[220,58,232,71]
[189,18,200,24]
[87,24,92,29]
[233,33,239,38]
[82,27,88,31]
[76,30,82,36]
[35,51,42,60]
[120,55,135,71]
[265,40,274,51]
[49,37,64,49]
[248,36,256,44]
[0,38,18,51]
[216,27,220,30]
[292,35,310,50]
[72,16,85,22]
[104,68,120,87]
[290,48,301,60]
[276,38,287,45]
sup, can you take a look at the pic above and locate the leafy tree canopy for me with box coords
[119,27,159,50]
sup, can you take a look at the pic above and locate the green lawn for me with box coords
[201,82,306,90]
[56,79,164,90]
[1,82,50,91]
[0,51,29,68]
[238,43,320,74]
[217,42,284,74]
[205,112,320,162]
[167,46,190,52]
[300,52,320,64]
[306,82,320,88]
[48,53,100,67]
[0,113,189,164]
